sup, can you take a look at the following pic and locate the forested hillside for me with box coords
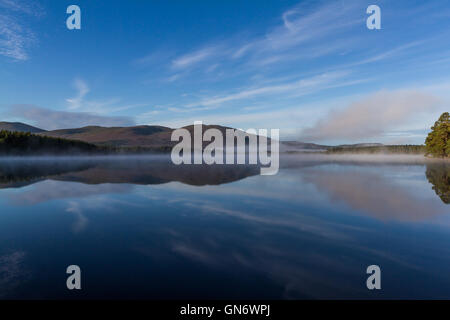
[0,130,172,155]
[0,130,100,155]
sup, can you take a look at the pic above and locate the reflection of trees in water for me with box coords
[0,161,92,185]
[426,162,450,204]
[0,158,260,188]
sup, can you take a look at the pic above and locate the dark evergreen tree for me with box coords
[425,112,450,158]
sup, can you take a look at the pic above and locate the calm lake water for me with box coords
[0,154,449,299]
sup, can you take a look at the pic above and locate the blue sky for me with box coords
[0,0,450,144]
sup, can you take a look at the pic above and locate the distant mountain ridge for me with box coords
[0,121,246,149]
[0,121,386,151]
[0,122,46,133]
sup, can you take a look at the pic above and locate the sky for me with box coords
[0,0,450,144]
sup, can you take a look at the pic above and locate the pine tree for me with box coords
[425,112,450,158]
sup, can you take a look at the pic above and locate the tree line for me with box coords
[327,145,426,155]
[0,130,170,155]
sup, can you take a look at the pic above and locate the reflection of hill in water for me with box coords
[0,157,260,188]
[53,161,260,186]
[426,162,450,204]
[1,155,449,206]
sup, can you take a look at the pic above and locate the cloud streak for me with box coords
[66,78,90,110]
[165,1,364,75]
[185,71,352,108]
[172,46,219,69]
[64,78,148,115]
[9,104,135,130]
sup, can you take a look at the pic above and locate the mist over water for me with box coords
[0,154,449,299]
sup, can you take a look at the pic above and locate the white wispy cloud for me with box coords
[171,46,219,69]
[65,78,149,115]
[260,1,361,52]
[9,104,135,130]
[0,0,44,16]
[0,14,35,60]
[147,98,332,131]
[185,71,351,108]
[135,0,440,93]
[66,78,90,110]
[164,1,363,74]
[0,0,44,61]
[130,0,449,144]
[166,73,183,82]
[353,40,426,65]
[232,43,253,59]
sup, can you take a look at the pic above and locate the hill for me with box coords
[40,125,172,147]
[0,122,265,154]
[0,122,46,133]
[39,124,251,149]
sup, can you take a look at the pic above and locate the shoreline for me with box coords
[0,152,448,163]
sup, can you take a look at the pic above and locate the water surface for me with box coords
[0,155,449,299]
